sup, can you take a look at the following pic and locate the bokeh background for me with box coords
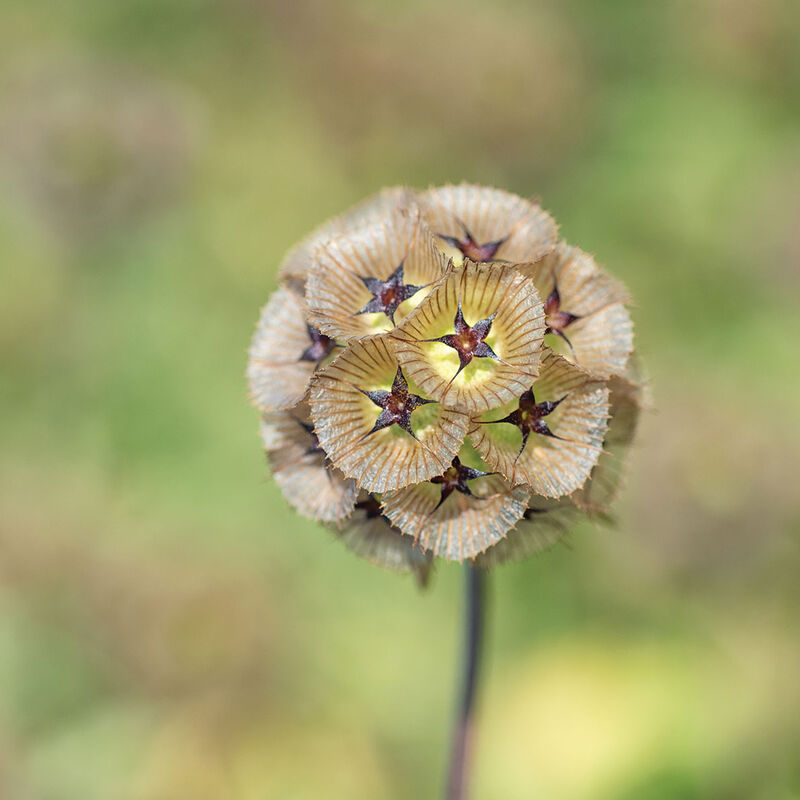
[2,1,800,798]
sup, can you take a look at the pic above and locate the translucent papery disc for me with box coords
[571,374,643,515]
[278,186,416,288]
[260,406,358,523]
[305,206,449,341]
[474,497,582,568]
[392,261,546,414]
[309,336,469,493]
[469,351,610,497]
[523,242,633,378]
[622,351,652,408]
[334,491,433,583]
[247,285,320,412]
[381,474,529,561]
[419,183,557,265]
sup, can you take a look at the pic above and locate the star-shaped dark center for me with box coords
[483,388,567,456]
[355,261,426,324]
[430,456,493,511]
[358,366,434,440]
[544,285,580,357]
[299,324,336,364]
[424,300,500,386]
[436,221,506,262]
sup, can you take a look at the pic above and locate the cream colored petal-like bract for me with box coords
[550,303,633,378]
[523,242,633,378]
[247,286,320,412]
[309,335,469,493]
[392,261,546,414]
[469,351,609,497]
[305,206,449,341]
[260,407,358,523]
[382,475,529,561]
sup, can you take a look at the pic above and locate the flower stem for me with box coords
[446,563,485,800]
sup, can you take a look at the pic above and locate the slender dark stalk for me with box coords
[446,564,486,800]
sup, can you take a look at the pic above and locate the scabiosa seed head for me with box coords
[248,183,644,571]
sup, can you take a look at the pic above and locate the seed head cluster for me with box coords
[248,184,643,580]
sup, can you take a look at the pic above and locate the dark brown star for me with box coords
[483,389,567,456]
[355,261,426,324]
[299,324,336,364]
[430,456,493,511]
[423,300,500,387]
[358,366,434,440]
[544,285,580,357]
[436,221,506,262]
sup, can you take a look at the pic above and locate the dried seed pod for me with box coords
[247,285,336,412]
[248,184,642,568]
[419,183,557,266]
[305,206,449,341]
[469,351,609,497]
[392,261,546,414]
[260,405,358,523]
[278,186,417,289]
[334,491,433,584]
[521,242,633,378]
[381,450,530,561]
[309,335,470,493]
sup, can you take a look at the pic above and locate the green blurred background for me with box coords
[2,1,800,798]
